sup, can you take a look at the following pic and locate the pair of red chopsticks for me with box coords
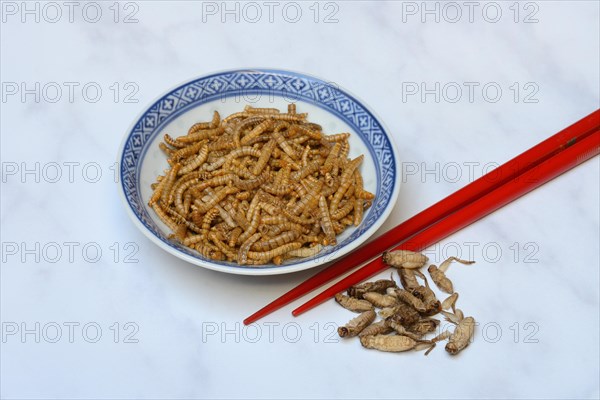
[244,109,600,325]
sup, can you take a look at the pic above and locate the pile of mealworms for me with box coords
[148,104,374,265]
[336,250,476,355]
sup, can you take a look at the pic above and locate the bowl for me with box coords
[117,68,399,275]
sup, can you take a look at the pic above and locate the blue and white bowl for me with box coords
[117,69,400,275]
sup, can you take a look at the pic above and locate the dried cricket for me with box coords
[428,257,475,294]
[347,278,398,299]
[338,310,376,338]
[407,318,440,336]
[384,319,423,340]
[385,303,421,327]
[383,250,428,269]
[360,335,429,353]
[442,293,459,312]
[411,279,442,316]
[445,315,476,355]
[387,287,427,313]
[334,293,374,313]
[333,252,479,357]
[397,268,422,291]
[358,321,393,338]
[362,292,399,308]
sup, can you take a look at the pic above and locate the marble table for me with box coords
[1,1,598,398]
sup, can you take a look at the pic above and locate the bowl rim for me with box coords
[116,67,400,275]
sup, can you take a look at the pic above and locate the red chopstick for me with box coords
[244,109,600,325]
[292,129,600,316]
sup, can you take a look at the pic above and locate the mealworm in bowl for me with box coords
[117,69,400,275]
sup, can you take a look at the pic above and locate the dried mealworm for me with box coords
[149,172,168,206]
[164,206,202,234]
[273,129,297,160]
[208,231,238,261]
[334,293,374,313]
[170,141,205,162]
[160,163,182,206]
[195,242,224,261]
[194,186,238,214]
[240,119,274,145]
[159,142,175,156]
[177,126,224,143]
[353,198,364,226]
[234,171,270,191]
[237,208,262,245]
[164,134,186,148]
[278,209,312,226]
[338,310,376,338]
[318,195,336,245]
[330,200,354,221]
[286,244,323,258]
[251,231,299,252]
[182,193,192,215]
[245,105,280,115]
[190,174,236,195]
[188,121,211,134]
[323,132,351,143]
[209,111,221,128]
[251,139,277,175]
[329,155,363,213]
[266,113,307,122]
[247,242,301,262]
[238,232,262,265]
[152,203,179,232]
[178,145,209,175]
[200,208,220,241]
[294,124,322,140]
[301,145,311,166]
[150,106,373,266]
[332,139,349,176]
[228,227,242,248]
[321,142,341,174]
[183,234,204,246]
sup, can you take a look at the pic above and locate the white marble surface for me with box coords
[1,1,599,398]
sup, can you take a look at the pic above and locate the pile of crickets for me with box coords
[336,250,475,355]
